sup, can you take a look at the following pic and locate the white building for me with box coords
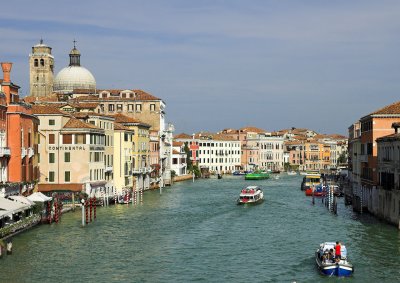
[195,133,241,173]
[171,142,187,176]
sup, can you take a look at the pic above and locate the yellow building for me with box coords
[113,122,134,195]
[113,114,151,191]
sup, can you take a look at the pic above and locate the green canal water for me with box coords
[1,175,400,282]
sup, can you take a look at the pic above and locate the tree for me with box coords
[184,142,193,171]
[337,152,347,165]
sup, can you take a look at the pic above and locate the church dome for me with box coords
[53,43,96,94]
[53,66,96,94]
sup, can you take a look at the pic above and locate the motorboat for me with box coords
[301,173,322,191]
[305,185,327,197]
[245,170,270,180]
[315,242,354,277]
[287,171,297,175]
[237,186,264,205]
[232,171,245,176]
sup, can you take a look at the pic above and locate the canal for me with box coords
[1,175,400,282]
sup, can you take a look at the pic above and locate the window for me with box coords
[63,134,72,144]
[49,119,55,126]
[117,104,123,112]
[65,152,71,162]
[108,104,115,112]
[49,134,55,144]
[65,171,71,182]
[124,133,129,142]
[135,104,142,112]
[49,153,55,163]
[75,134,86,144]
[150,104,156,111]
[128,104,134,111]
[49,171,55,182]
[40,59,44,66]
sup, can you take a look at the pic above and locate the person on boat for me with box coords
[335,242,341,262]
[322,249,330,263]
[328,249,335,263]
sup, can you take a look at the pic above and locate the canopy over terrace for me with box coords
[8,196,36,206]
[0,197,31,214]
[27,192,52,202]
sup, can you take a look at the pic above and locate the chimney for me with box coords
[1,62,12,83]
[392,122,400,134]
[1,62,13,105]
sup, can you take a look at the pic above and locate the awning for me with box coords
[0,197,31,214]
[27,192,53,202]
[38,183,83,192]
[8,195,36,206]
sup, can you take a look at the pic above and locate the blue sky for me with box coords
[1,0,400,135]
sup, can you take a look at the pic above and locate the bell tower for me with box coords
[29,39,54,97]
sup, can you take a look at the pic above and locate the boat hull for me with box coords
[315,252,353,277]
[245,174,270,180]
[237,198,264,205]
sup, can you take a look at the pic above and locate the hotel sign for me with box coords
[48,146,86,151]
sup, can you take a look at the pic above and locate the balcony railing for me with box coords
[28,147,34,158]
[0,147,11,157]
[105,166,113,172]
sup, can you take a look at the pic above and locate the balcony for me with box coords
[0,147,11,157]
[28,147,34,158]
[105,166,113,172]
[21,147,27,159]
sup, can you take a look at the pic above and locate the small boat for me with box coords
[301,173,322,191]
[305,185,327,197]
[237,186,264,205]
[287,171,297,175]
[232,171,245,176]
[315,242,354,277]
[218,173,222,179]
[245,170,270,180]
[272,170,281,174]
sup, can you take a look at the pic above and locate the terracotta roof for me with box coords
[173,141,184,146]
[195,132,237,141]
[73,112,113,119]
[63,118,100,130]
[114,122,133,131]
[291,128,309,134]
[74,89,161,101]
[371,101,400,115]
[113,113,151,127]
[239,126,266,133]
[32,105,66,115]
[72,102,99,109]
[24,93,60,103]
[376,133,400,142]
[174,133,192,139]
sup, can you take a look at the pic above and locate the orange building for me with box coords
[1,62,39,195]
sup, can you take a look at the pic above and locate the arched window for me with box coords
[40,59,44,66]
[34,59,38,67]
